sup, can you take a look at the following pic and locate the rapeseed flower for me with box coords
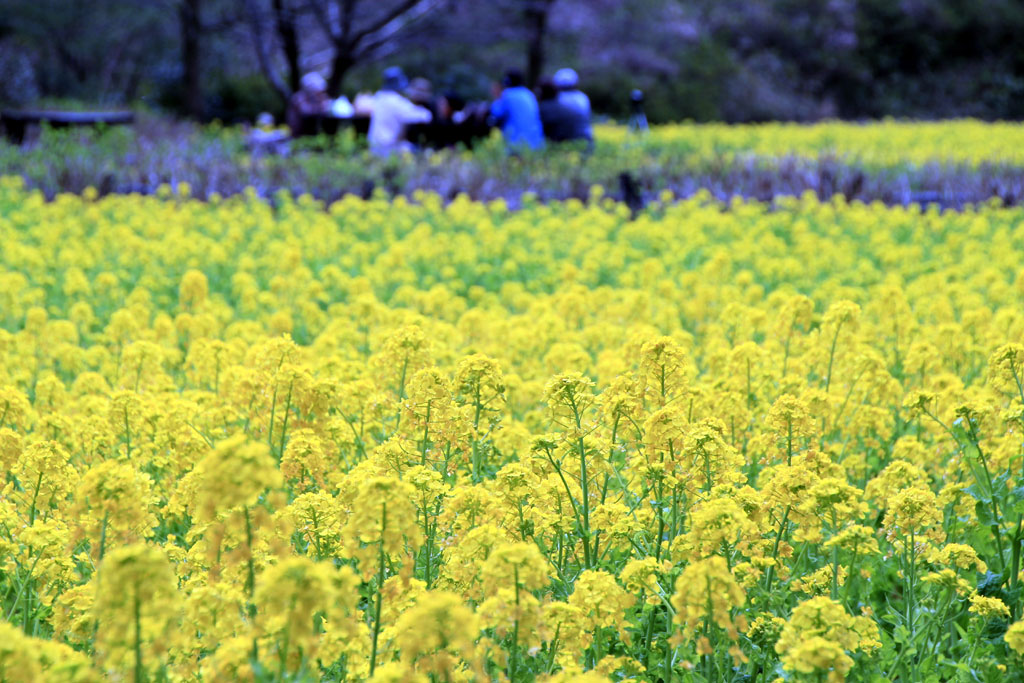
[1006,620,1024,655]
[94,544,180,677]
[776,596,878,681]
[2,171,1024,678]
[672,556,746,644]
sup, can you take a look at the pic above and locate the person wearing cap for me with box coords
[286,72,330,137]
[628,89,649,132]
[368,66,433,156]
[552,67,593,144]
[489,69,544,152]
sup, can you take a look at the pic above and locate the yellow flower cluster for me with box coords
[598,119,1024,166]
[775,597,879,681]
[1,173,1023,679]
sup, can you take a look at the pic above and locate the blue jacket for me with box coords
[490,86,544,150]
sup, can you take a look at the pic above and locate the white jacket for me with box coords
[368,90,432,154]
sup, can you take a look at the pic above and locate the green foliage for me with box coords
[207,75,286,124]
[3,118,1024,209]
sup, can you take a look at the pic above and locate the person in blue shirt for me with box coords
[489,69,544,152]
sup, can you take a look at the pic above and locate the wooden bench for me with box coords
[1,110,135,144]
[406,119,493,150]
[295,114,492,149]
[293,114,370,138]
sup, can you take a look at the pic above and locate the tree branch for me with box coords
[305,0,341,42]
[350,0,443,60]
[341,0,357,44]
[349,0,425,48]
[242,0,290,100]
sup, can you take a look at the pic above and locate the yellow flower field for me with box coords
[2,173,1024,681]
[598,119,1024,166]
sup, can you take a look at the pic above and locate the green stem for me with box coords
[214,352,221,395]
[422,505,436,588]
[702,576,713,676]
[1009,361,1024,408]
[242,507,258,663]
[510,566,520,681]
[267,385,278,450]
[763,505,791,593]
[97,511,110,562]
[654,481,665,562]
[969,430,1006,569]
[546,626,561,673]
[244,506,256,604]
[278,611,292,680]
[842,548,860,607]
[27,470,44,525]
[786,421,793,465]
[134,587,143,683]
[124,405,132,458]
[1011,517,1022,617]
[393,357,410,433]
[369,502,388,677]
[641,607,658,672]
[830,510,839,600]
[923,408,1006,568]
[824,319,844,392]
[570,395,592,568]
[242,508,259,662]
[542,450,585,549]
[420,401,431,466]
[5,553,42,623]
[277,381,294,459]
[907,531,917,646]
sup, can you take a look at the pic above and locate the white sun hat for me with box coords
[552,68,579,88]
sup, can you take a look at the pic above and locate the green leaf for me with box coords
[1007,486,1024,515]
[975,499,995,526]
[951,419,972,445]
[976,571,1005,596]
[965,482,991,505]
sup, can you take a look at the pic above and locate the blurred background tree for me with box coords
[1,0,1022,122]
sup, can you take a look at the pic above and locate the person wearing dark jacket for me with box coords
[553,68,592,126]
[539,76,592,145]
[286,72,330,137]
[538,80,571,141]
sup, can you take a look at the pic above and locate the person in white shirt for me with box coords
[368,66,432,156]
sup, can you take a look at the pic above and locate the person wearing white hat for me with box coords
[551,67,592,144]
[286,72,331,136]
